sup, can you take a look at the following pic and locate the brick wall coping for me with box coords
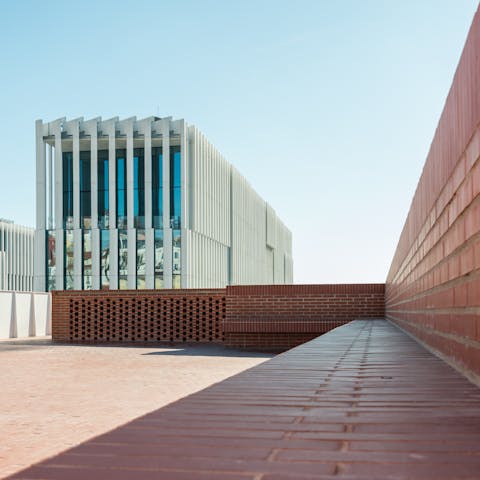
[52,288,225,298]
[227,283,385,295]
[10,319,480,479]
[51,284,385,297]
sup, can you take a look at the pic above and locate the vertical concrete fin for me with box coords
[29,293,36,337]
[46,293,52,336]
[9,292,17,338]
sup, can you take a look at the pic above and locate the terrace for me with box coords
[6,320,480,479]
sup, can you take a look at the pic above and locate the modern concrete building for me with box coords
[35,116,293,291]
[0,219,34,291]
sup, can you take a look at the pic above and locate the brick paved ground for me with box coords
[0,339,271,479]
[8,320,480,479]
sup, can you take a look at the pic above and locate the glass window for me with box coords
[83,231,92,290]
[171,189,181,229]
[64,230,74,290]
[46,230,56,291]
[172,228,181,288]
[98,150,109,229]
[152,147,163,229]
[170,146,181,229]
[134,148,145,228]
[170,147,181,288]
[171,146,181,187]
[62,152,74,229]
[116,149,127,229]
[80,151,91,229]
[154,229,163,289]
[100,229,110,289]
[118,229,128,289]
[136,229,146,289]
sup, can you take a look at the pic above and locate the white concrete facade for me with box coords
[0,219,34,292]
[35,116,293,291]
[0,291,51,338]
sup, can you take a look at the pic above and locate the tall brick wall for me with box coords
[386,7,480,380]
[52,289,226,344]
[224,284,385,352]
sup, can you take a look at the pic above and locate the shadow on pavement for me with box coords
[142,345,273,358]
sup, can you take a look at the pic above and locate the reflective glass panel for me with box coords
[98,150,109,229]
[170,146,181,229]
[154,229,163,289]
[172,228,181,289]
[116,150,127,229]
[152,147,163,229]
[62,152,74,229]
[100,229,110,289]
[46,230,56,291]
[118,229,128,289]
[83,231,92,290]
[134,148,145,228]
[136,229,146,289]
[64,230,74,290]
[80,151,91,229]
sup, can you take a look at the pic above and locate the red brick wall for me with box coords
[52,289,226,344]
[52,284,385,351]
[386,7,480,380]
[224,284,385,352]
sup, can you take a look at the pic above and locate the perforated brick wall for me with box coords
[224,284,385,351]
[52,289,226,344]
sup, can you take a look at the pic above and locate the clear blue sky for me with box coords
[0,0,477,283]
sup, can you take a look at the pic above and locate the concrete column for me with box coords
[9,292,17,338]
[29,293,36,336]
[33,230,45,292]
[35,121,46,232]
[126,121,136,289]
[180,120,188,288]
[72,121,82,289]
[107,121,116,230]
[54,121,64,290]
[126,122,134,229]
[89,122,99,229]
[34,120,46,292]
[85,118,99,289]
[0,251,5,290]
[46,292,52,335]
[162,118,172,288]
[144,122,152,230]
[106,120,118,289]
[72,121,80,230]
[143,119,154,289]
[48,144,53,230]
[5,228,10,290]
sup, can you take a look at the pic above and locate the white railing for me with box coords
[0,291,51,338]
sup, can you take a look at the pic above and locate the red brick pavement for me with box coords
[8,320,480,479]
